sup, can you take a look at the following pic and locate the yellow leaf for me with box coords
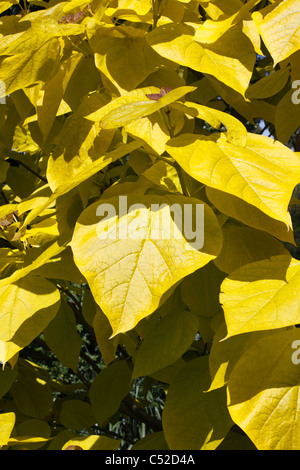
[0,1,17,15]
[206,186,295,243]
[142,160,182,193]
[0,412,15,446]
[85,86,196,128]
[220,254,300,338]
[0,276,61,344]
[242,19,262,55]
[71,193,222,336]
[170,100,247,146]
[30,246,85,284]
[46,92,112,193]
[198,0,244,20]
[94,27,162,93]
[106,0,152,17]
[62,435,120,450]
[0,340,20,367]
[37,53,83,141]
[0,30,61,97]
[0,241,67,289]
[125,113,170,155]
[227,329,300,449]
[21,140,142,230]
[253,0,300,64]
[166,133,300,225]
[147,22,255,95]
[209,322,278,391]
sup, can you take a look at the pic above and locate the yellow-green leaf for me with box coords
[142,160,181,193]
[59,400,96,431]
[13,419,51,450]
[11,360,53,419]
[246,67,290,99]
[131,431,169,450]
[0,241,66,289]
[43,299,82,373]
[181,262,226,342]
[162,356,232,450]
[0,363,17,399]
[93,306,119,367]
[214,222,289,274]
[30,246,85,284]
[7,436,51,447]
[37,53,83,141]
[275,88,300,144]
[89,361,132,426]
[132,298,199,378]
[46,92,113,193]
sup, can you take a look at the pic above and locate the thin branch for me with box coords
[80,349,101,374]
[11,159,47,183]
[122,394,163,432]
[76,370,91,389]
[174,162,190,197]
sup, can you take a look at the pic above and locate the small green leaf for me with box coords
[89,361,132,426]
[163,356,233,449]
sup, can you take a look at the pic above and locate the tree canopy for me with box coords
[0,0,300,451]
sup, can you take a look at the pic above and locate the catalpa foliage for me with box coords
[0,0,300,451]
